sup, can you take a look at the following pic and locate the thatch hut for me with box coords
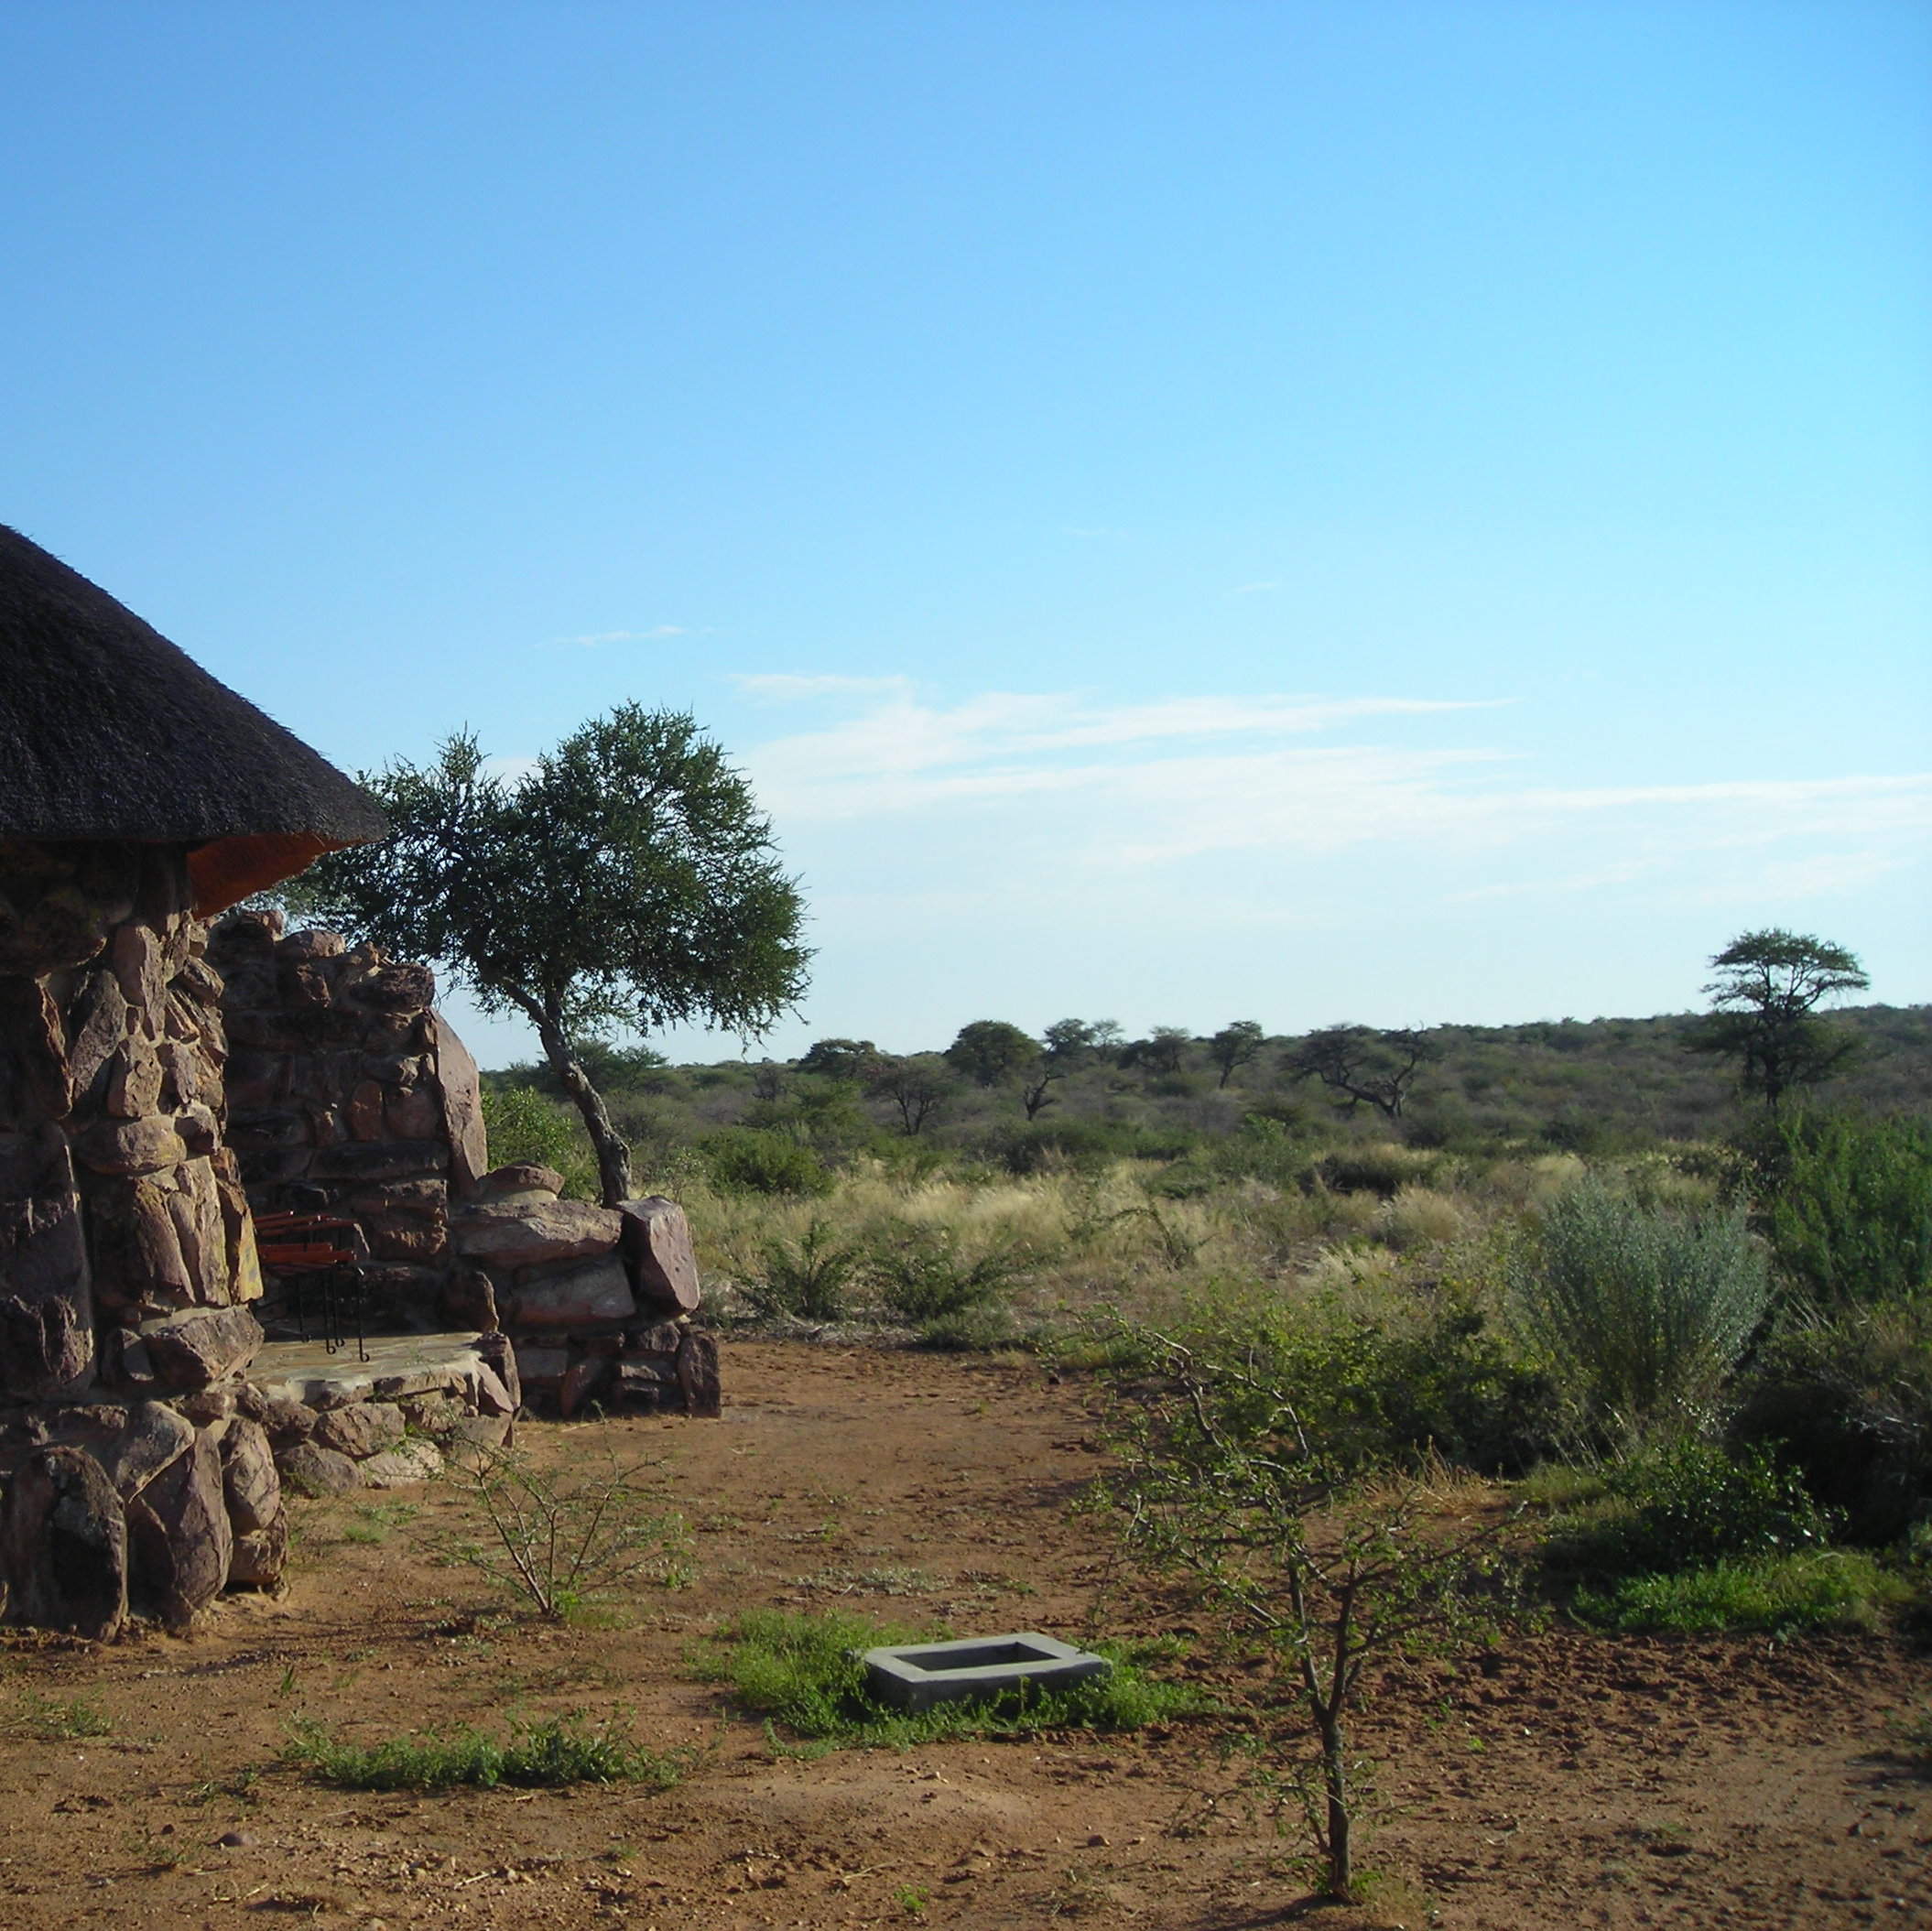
[0,523,387,1634]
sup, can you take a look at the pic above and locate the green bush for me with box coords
[744,1218,864,1321]
[984,1119,1202,1176]
[1546,1437,1830,1580]
[700,1126,835,1197]
[988,1119,1130,1176]
[1573,1551,1902,1636]
[1732,1297,1932,1544]
[1753,1112,1932,1307]
[1313,1144,1435,1199]
[913,1301,1022,1351]
[1508,1177,1769,1440]
[866,1227,1037,1322]
[1102,1287,1558,1478]
[479,1084,599,1199]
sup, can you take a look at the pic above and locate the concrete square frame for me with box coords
[859,1632,1113,1713]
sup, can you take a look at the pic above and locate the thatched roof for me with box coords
[0,524,388,911]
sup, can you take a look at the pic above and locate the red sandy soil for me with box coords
[0,1339,1926,1929]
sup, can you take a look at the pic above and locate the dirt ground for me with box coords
[0,1339,1927,1930]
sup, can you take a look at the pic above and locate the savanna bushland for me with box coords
[476,959,1930,1895]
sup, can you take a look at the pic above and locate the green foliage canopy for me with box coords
[943,1019,1040,1086]
[1687,928,1869,1111]
[292,706,809,1202]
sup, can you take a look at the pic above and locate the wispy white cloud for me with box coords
[733,679,1932,918]
[1228,580,1281,594]
[732,673,916,702]
[547,624,688,647]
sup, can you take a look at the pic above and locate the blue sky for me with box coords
[5,2,1927,1067]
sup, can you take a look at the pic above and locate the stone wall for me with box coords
[0,839,288,1637]
[208,910,487,1331]
[450,1167,718,1418]
[207,919,721,1419]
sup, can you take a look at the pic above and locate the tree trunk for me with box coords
[1320,1714,1351,1896]
[535,1013,635,1207]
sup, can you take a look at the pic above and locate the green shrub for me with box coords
[1733,1297,1932,1544]
[744,1218,864,1321]
[480,1084,599,1199]
[1546,1437,1830,1580]
[701,1127,836,1197]
[988,1119,1129,1176]
[1753,1112,1932,1307]
[1573,1551,1902,1636]
[1509,1177,1769,1440]
[866,1227,1038,1322]
[913,1301,1022,1351]
[1313,1144,1434,1199]
[1100,1287,1558,1477]
[440,1444,692,1620]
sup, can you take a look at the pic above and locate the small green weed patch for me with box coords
[283,1709,694,1790]
[690,1608,1196,1747]
[5,1691,113,1741]
[1573,1551,1905,1635]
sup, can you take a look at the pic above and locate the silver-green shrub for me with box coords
[1509,1177,1768,1440]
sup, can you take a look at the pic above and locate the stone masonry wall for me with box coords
[207,909,487,1332]
[206,919,720,1420]
[0,839,288,1637]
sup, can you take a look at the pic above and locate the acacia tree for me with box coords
[1042,1017,1123,1065]
[1103,1326,1511,1899]
[1123,1025,1192,1078]
[1686,928,1870,1111]
[944,1019,1040,1087]
[1208,1019,1266,1089]
[1286,1025,1434,1120]
[867,1054,956,1135]
[289,709,809,1205]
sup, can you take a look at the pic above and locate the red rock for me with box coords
[312,1401,405,1459]
[676,1329,722,1417]
[452,1199,620,1270]
[558,1354,610,1418]
[0,1448,127,1640]
[276,1440,362,1496]
[127,1428,233,1629]
[618,1197,702,1314]
[0,1129,92,1394]
[63,967,130,1104]
[111,922,168,1014]
[278,960,333,1011]
[73,1114,188,1177]
[219,1417,282,1533]
[473,1162,565,1201]
[385,1082,442,1141]
[362,1440,443,1487]
[510,1342,569,1391]
[441,1266,499,1333]
[104,1034,164,1118]
[94,1400,196,1501]
[429,1013,489,1196]
[277,928,345,962]
[0,978,72,1117]
[170,952,227,1008]
[138,1305,264,1389]
[346,1079,386,1141]
[508,1256,635,1328]
[228,1517,288,1588]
